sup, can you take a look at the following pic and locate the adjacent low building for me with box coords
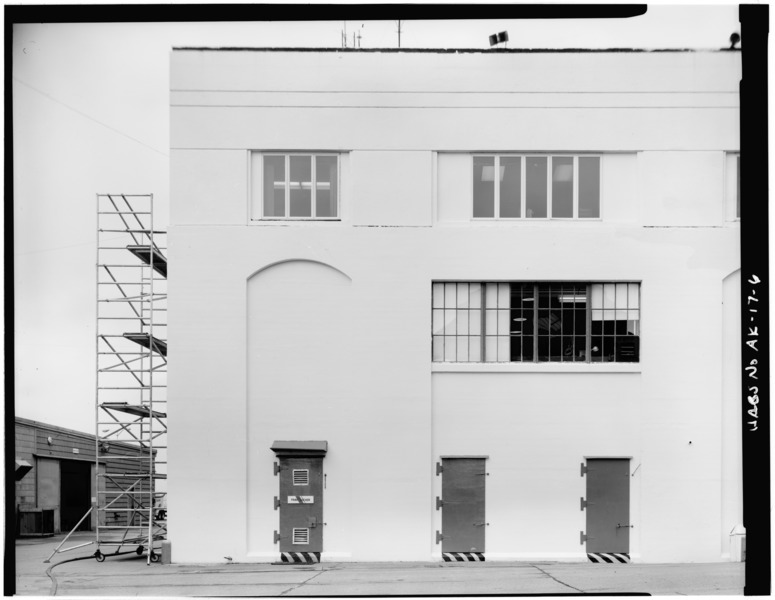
[15,417,153,536]
[168,47,742,564]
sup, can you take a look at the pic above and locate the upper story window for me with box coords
[725,152,740,221]
[432,281,640,364]
[253,153,339,220]
[473,155,601,220]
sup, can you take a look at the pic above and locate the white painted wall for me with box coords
[639,151,725,226]
[351,151,433,226]
[721,269,743,559]
[168,49,741,564]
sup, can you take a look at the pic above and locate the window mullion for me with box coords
[284,155,290,218]
[494,156,500,219]
[547,156,553,220]
[573,156,579,219]
[493,156,499,219]
[586,283,592,363]
[521,156,526,220]
[442,282,446,362]
[533,284,539,362]
[480,283,486,362]
[311,154,316,219]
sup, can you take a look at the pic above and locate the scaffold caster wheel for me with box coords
[95,551,105,563]
[149,552,160,563]
[136,546,145,556]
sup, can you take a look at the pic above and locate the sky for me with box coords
[12,5,744,434]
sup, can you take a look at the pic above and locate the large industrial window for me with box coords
[253,153,339,219]
[432,282,640,363]
[473,155,601,220]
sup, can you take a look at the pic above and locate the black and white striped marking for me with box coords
[443,552,485,562]
[280,551,320,564]
[587,552,630,564]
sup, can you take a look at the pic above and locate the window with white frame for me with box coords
[472,155,601,220]
[252,153,339,219]
[432,282,640,363]
[725,153,740,221]
[737,154,741,219]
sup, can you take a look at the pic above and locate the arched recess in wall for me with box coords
[721,268,743,553]
[246,258,352,284]
[245,259,353,552]
[246,258,352,422]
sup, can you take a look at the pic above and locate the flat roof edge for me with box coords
[172,47,739,54]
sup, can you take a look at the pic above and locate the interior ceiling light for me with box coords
[481,165,505,182]
[553,165,574,182]
[558,295,587,303]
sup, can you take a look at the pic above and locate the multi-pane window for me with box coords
[725,152,740,221]
[432,282,640,363]
[737,155,740,219]
[473,155,601,220]
[255,153,339,219]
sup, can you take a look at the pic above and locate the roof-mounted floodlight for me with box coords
[489,31,509,47]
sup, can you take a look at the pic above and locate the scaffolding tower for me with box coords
[94,193,167,563]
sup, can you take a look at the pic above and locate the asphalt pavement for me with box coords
[13,533,745,597]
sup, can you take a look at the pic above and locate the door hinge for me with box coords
[436,496,444,510]
[580,531,588,545]
[436,462,443,475]
[274,496,280,510]
[274,462,281,476]
[580,463,588,477]
[580,497,587,511]
[436,530,444,544]
[274,530,281,544]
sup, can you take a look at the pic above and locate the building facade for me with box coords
[14,417,152,535]
[168,48,742,564]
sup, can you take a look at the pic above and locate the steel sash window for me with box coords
[432,282,640,363]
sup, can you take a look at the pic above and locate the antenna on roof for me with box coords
[489,31,509,49]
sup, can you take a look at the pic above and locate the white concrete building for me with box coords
[168,48,742,564]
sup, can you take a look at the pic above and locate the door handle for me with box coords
[473,522,489,527]
[616,524,633,528]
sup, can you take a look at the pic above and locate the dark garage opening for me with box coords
[60,460,92,531]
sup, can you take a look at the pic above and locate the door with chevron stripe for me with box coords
[586,458,630,554]
[278,457,324,554]
[440,457,486,555]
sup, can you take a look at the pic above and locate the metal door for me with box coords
[441,458,486,554]
[37,458,61,532]
[278,457,324,554]
[585,458,630,554]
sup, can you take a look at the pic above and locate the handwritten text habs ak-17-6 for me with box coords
[744,274,762,432]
